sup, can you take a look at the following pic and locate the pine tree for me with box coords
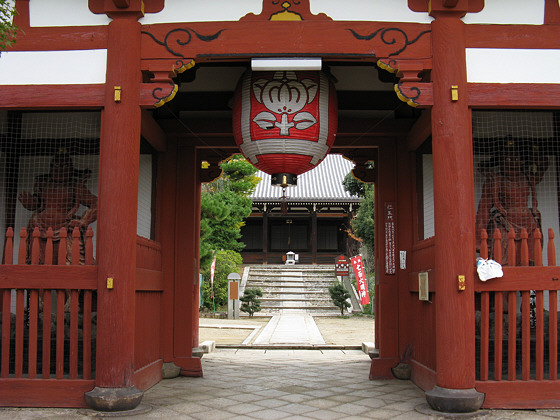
[0,0,17,53]
[240,288,263,317]
[329,283,351,316]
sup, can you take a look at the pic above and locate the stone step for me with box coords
[246,282,335,288]
[242,265,345,316]
[259,305,339,311]
[260,297,333,303]
[260,291,331,297]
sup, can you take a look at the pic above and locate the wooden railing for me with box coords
[476,227,560,408]
[0,227,97,407]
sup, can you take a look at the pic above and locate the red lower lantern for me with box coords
[232,70,337,186]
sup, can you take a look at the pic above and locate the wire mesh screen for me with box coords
[0,110,101,265]
[473,110,560,266]
[137,154,154,239]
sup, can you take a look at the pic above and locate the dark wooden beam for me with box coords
[406,108,431,151]
[141,109,167,152]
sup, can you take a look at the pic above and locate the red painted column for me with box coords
[425,10,483,413]
[370,138,400,378]
[158,140,179,375]
[85,10,144,412]
[173,145,202,376]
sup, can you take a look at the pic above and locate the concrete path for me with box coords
[253,314,325,345]
[4,349,560,419]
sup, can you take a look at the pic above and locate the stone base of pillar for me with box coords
[162,362,181,379]
[425,386,484,413]
[85,386,144,412]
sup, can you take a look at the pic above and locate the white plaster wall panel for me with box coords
[26,0,546,26]
[0,50,107,85]
[463,0,545,24]
[139,0,263,24]
[30,0,110,27]
[310,0,432,22]
[466,49,560,84]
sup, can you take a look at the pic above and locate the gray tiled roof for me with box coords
[250,154,360,202]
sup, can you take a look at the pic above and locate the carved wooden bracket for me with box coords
[345,155,377,184]
[378,58,433,108]
[140,58,195,108]
[89,0,163,14]
[408,0,483,14]
[199,158,223,183]
[240,0,332,21]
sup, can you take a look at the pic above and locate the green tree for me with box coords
[199,156,260,308]
[0,0,17,52]
[240,288,263,317]
[342,172,367,197]
[343,172,375,274]
[199,155,260,269]
[329,282,351,316]
[200,250,243,310]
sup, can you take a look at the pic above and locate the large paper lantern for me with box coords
[232,70,337,186]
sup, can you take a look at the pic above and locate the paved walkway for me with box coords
[3,349,560,419]
[252,314,325,345]
[2,316,560,418]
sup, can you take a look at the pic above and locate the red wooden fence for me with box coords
[0,227,97,407]
[476,227,560,408]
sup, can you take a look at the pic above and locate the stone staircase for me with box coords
[241,265,341,316]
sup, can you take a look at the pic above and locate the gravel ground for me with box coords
[199,315,375,346]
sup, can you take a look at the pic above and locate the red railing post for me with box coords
[521,291,530,380]
[520,229,529,267]
[85,227,94,265]
[45,228,54,266]
[4,227,13,265]
[71,228,80,266]
[533,228,543,267]
[550,291,558,380]
[480,229,488,259]
[58,228,67,266]
[1,289,11,378]
[56,290,65,379]
[508,293,517,381]
[536,290,544,380]
[493,229,502,264]
[69,289,79,379]
[83,290,92,379]
[494,292,503,381]
[18,228,27,265]
[42,290,52,379]
[15,289,24,378]
[28,289,39,378]
[480,292,490,380]
[508,229,516,266]
[31,227,40,265]
[548,228,556,266]
[1,228,13,378]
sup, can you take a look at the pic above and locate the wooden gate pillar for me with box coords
[425,7,484,413]
[173,145,203,376]
[85,9,144,412]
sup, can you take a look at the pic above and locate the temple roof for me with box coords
[250,154,361,203]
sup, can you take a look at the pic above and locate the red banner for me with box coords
[210,256,217,298]
[350,255,370,305]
